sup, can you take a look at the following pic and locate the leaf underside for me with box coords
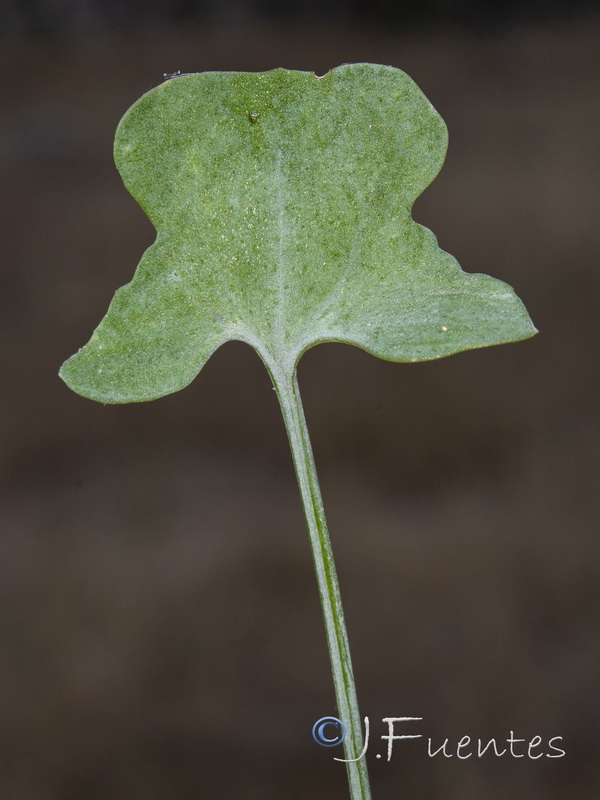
[60,63,536,403]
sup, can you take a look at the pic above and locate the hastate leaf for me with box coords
[60,64,536,402]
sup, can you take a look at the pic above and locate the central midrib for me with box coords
[274,148,287,358]
[268,144,366,363]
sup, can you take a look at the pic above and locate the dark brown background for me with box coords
[1,3,599,797]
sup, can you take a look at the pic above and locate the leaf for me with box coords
[60,63,536,402]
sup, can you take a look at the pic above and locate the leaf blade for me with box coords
[60,63,536,402]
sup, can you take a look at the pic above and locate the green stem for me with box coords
[274,368,372,800]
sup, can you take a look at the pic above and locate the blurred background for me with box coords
[1,1,599,797]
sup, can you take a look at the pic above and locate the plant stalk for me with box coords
[274,368,372,800]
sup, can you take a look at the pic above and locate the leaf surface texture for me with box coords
[60,64,536,402]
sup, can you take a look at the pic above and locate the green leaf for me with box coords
[60,63,536,403]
